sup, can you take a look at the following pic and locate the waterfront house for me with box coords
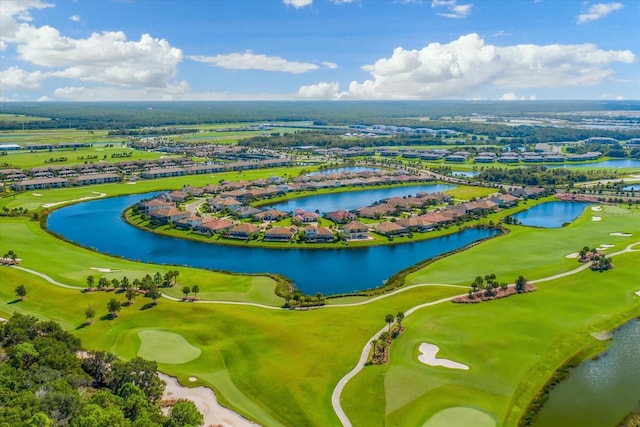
[303,225,334,243]
[375,221,407,237]
[255,209,289,222]
[343,221,370,240]
[264,226,297,242]
[325,210,357,224]
[194,218,234,235]
[228,223,260,240]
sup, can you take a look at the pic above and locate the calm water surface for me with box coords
[47,192,498,294]
[266,183,456,213]
[548,159,640,169]
[623,185,640,191]
[512,202,591,228]
[532,319,640,427]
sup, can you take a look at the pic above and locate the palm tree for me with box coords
[385,313,395,333]
[191,285,200,300]
[120,276,130,290]
[110,278,120,290]
[396,312,405,329]
[107,298,121,318]
[97,277,109,290]
[15,284,27,301]
[86,275,95,289]
[515,275,527,293]
[182,286,191,300]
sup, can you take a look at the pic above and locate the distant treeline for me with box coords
[1,101,639,138]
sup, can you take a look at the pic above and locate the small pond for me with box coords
[623,185,640,191]
[532,319,640,427]
[452,171,478,177]
[265,183,456,213]
[511,202,591,228]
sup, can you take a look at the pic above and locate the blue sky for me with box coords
[1,0,638,101]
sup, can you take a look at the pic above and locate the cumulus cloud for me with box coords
[69,15,80,22]
[431,0,472,18]
[340,33,635,99]
[297,81,340,99]
[322,61,338,69]
[283,0,313,8]
[0,66,45,89]
[189,51,320,74]
[52,80,190,101]
[577,2,623,24]
[1,1,183,89]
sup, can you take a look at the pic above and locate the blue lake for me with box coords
[623,185,640,191]
[308,166,381,176]
[548,159,640,169]
[532,319,640,427]
[511,202,591,228]
[46,192,499,295]
[265,183,456,213]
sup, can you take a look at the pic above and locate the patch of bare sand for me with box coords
[565,252,579,259]
[417,343,469,370]
[610,232,632,237]
[159,373,259,427]
[90,267,119,273]
[592,216,602,221]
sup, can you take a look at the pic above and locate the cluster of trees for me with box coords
[369,312,405,365]
[0,206,29,218]
[0,314,204,427]
[578,246,614,271]
[477,166,618,187]
[86,271,179,292]
[469,274,509,298]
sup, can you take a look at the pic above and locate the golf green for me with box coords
[137,330,202,364]
[423,407,495,427]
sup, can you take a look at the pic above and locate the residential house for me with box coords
[149,207,190,225]
[255,209,289,222]
[228,223,260,240]
[194,218,234,235]
[303,225,334,243]
[343,221,370,240]
[375,221,407,237]
[325,210,357,224]
[396,216,434,232]
[292,209,319,223]
[264,226,297,242]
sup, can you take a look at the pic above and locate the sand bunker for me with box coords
[592,216,602,221]
[189,377,197,382]
[636,291,640,297]
[591,331,613,341]
[32,193,42,197]
[90,267,118,273]
[591,206,602,211]
[42,192,106,208]
[610,232,632,237]
[126,182,137,185]
[565,252,579,259]
[423,407,495,427]
[417,343,469,370]
[160,374,258,427]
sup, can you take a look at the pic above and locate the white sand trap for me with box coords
[189,377,197,382]
[600,244,615,248]
[42,192,106,208]
[592,216,602,221]
[32,193,42,197]
[591,206,602,211]
[636,291,640,297]
[610,232,632,237]
[160,373,259,427]
[591,331,613,341]
[565,252,579,259]
[90,267,118,273]
[126,182,137,184]
[418,343,469,370]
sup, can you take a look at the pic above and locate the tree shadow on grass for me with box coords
[99,314,117,321]
[76,321,91,330]
[7,299,22,304]
[140,302,157,311]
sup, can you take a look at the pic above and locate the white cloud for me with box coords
[189,51,320,74]
[0,66,45,89]
[52,80,190,101]
[69,15,80,22]
[340,33,635,99]
[322,61,338,69]
[297,81,340,99]
[283,0,313,8]
[499,92,537,101]
[577,2,623,24]
[431,0,472,18]
[1,1,183,89]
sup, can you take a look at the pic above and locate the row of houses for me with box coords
[8,158,293,191]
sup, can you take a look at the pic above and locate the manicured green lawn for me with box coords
[342,251,640,426]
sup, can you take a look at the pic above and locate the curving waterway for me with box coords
[532,319,640,427]
[47,191,499,295]
[511,201,591,228]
